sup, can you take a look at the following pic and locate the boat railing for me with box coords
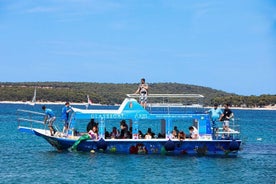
[126,93,205,114]
[216,118,241,140]
[17,109,46,132]
[126,94,204,98]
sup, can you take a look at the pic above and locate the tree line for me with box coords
[0,82,275,107]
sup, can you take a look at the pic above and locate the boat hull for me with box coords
[34,130,241,157]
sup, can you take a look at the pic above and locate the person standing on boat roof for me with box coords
[61,102,72,135]
[206,103,223,138]
[134,78,148,108]
[42,105,56,136]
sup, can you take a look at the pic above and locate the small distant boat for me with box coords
[26,87,36,106]
[17,93,242,157]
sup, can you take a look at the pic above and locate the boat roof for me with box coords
[72,96,207,120]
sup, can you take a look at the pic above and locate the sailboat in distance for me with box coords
[26,87,36,106]
[85,95,93,109]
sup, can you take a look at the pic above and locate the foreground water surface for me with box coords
[0,104,275,184]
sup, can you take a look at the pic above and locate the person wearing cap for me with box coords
[61,102,72,135]
[42,105,56,136]
[206,103,223,138]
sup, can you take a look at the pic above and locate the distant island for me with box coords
[0,82,275,108]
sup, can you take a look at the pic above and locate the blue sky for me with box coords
[0,0,275,96]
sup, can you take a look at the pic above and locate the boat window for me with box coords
[136,119,162,138]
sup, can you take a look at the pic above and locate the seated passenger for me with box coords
[128,127,133,139]
[119,120,128,138]
[189,126,199,139]
[146,128,155,138]
[110,127,120,139]
[145,131,152,139]
[173,126,179,137]
[138,130,144,139]
[88,126,98,140]
[158,133,165,138]
[178,131,186,140]
[171,129,178,139]
[70,125,98,151]
[105,128,110,139]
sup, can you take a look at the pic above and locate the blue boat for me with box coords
[17,94,241,156]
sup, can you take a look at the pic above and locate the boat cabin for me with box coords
[68,94,213,141]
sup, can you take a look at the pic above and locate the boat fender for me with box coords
[97,138,108,151]
[164,140,175,151]
[229,140,239,151]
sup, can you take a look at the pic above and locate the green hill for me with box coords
[0,82,275,107]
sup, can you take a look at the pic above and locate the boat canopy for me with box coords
[69,95,211,138]
[71,98,149,120]
[71,98,206,120]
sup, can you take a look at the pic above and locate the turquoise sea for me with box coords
[0,103,275,184]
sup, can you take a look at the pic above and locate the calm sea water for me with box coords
[0,103,275,184]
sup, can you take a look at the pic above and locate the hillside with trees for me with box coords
[0,82,275,107]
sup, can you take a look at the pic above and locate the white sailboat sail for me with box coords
[26,88,36,106]
[85,95,93,109]
[31,88,36,103]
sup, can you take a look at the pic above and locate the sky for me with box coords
[0,0,275,96]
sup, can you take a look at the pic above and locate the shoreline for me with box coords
[1,101,276,110]
[204,105,276,111]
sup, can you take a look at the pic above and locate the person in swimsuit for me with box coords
[135,78,148,108]
[70,125,98,151]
